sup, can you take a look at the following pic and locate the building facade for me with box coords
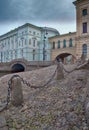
[49,32,76,63]
[49,0,89,63]
[0,23,59,62]
[74,0,89,60]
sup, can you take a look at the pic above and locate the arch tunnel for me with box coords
[56,53,76,64]
[11,63,25,73]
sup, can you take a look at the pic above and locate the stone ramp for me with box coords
[0,116,8,130]
[0,63,89,129]
[76,60,89,70]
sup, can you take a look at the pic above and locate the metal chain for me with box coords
[62,61,88,73]
[0,66,57,112]
[6,80,12,106]
[20,66,57,88]
[59,62,77,74]
[0,60,88,112]
[63,65,76,73]
[0,75,21,112]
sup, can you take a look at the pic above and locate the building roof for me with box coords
[0,23,59,38]
[73,0,88,5]
[48,32,76,39]
[0,23,42,38]
[42,27,59,35]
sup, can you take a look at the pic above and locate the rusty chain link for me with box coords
[6,80,12,106]
[0,65,57,112]
[0,79,12,112]
[62,59,89,74]
[60,62,78,74]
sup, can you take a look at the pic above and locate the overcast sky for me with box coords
[0,0,76,35]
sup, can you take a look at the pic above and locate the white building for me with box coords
[0,23,59,62]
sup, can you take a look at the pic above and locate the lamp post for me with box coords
[43,27,48,61]
[1,51,2,62]
[0,44,4,62]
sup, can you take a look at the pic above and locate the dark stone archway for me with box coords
[56,53,71,62]
[11,63,25,73]
[56,53,76,64]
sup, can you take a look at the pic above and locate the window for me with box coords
[22,31,24,35]
[21,49,23,57]
[29,39,31,45]
[82,44,87,56]
[4,52,5,61]
[11,51,13,59]
[15,50,17,58]
[33,50,35,60]
[82,9,87,16]
[63,40,66,48]
[11,39,13,43]
[45,54,47,60]
[58,40,60,48]
[37,41,40,46]
[15,37,17,43]
[19,41,20,46]
[6,51,9,61]
[16,42,18,48]
[33,39,36,47]
[22,39,23,47]
[25,39,27,45]
[33,31,36,35]
[83,22,87,33]
[53,42,55,49]
[69,39,73,47]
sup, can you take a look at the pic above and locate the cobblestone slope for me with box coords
[0,64,89,130]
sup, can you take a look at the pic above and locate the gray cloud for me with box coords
[0,0,76,24]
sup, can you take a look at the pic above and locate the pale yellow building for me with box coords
[49,0,89,63]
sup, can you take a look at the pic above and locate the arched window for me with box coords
[58,40,60,48]
[82,44,87,56]
[69,39,73,47]
[63,40,66,48]
[33,39,36,47]
[82,9,87,16]
[53,42,55,49]
[83,22,87,33]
